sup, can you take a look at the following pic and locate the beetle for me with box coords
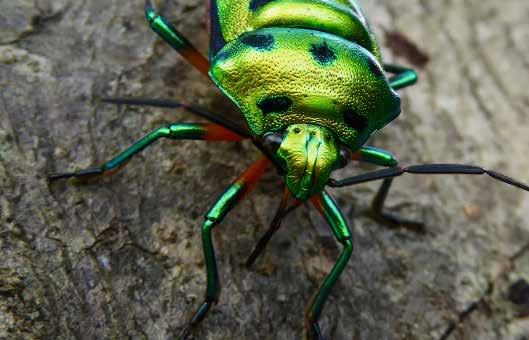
[47,0,529,339]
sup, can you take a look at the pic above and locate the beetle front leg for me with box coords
[308,191,353,340]
[179,157,270,339]
[48,123,244,181]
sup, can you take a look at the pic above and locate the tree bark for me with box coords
[1,0,528,339]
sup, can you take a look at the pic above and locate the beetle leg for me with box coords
[100,97,286,172]
[384,64,418,90]
[351,147,425,233]
[351,146,398,167]
[308,191,353,340]
[179,157,270,339]
[145,0,210,76]
[48,123,244,181]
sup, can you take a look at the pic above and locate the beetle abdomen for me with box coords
[210,28,400,150]
[210,0,380,62]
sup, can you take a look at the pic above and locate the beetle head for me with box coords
[266,124,340,201]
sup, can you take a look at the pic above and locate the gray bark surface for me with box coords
[1,0,528,339]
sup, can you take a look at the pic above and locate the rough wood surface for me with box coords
[1,1,528,339]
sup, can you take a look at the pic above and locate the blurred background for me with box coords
[1,0,528,339]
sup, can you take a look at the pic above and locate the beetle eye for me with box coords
[262,132,283,153]
[339,147,351,168]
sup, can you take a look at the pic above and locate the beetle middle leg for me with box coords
[308,191,353,340]
[179,157,270,339]
[48,123,244,181]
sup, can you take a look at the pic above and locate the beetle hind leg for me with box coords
[145,0,210,76]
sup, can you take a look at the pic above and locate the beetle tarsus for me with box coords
[179,301,213,340]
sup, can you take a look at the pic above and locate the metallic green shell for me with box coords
[209,28,400,150]
[213,0,381,62]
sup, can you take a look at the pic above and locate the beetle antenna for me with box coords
[101,97,251,138]
[246,188,301,268]
[101,97,286,171]
[328,164,529,191]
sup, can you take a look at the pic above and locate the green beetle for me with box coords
[209,0,401,201]
[48,1,529,339]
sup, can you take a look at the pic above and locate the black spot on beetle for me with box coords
[368,59,384,78]
[257,96,292,114]
[241,34,275,51]
[309,42,337,65]
[249,0,276,11]
[343,109,369,131]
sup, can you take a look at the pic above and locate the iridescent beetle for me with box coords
[48,1,529,339]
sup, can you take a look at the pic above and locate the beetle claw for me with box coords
[308,322,325,340]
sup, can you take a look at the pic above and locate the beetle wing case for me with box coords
[210,0,382,61]
[209,28,400,150]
